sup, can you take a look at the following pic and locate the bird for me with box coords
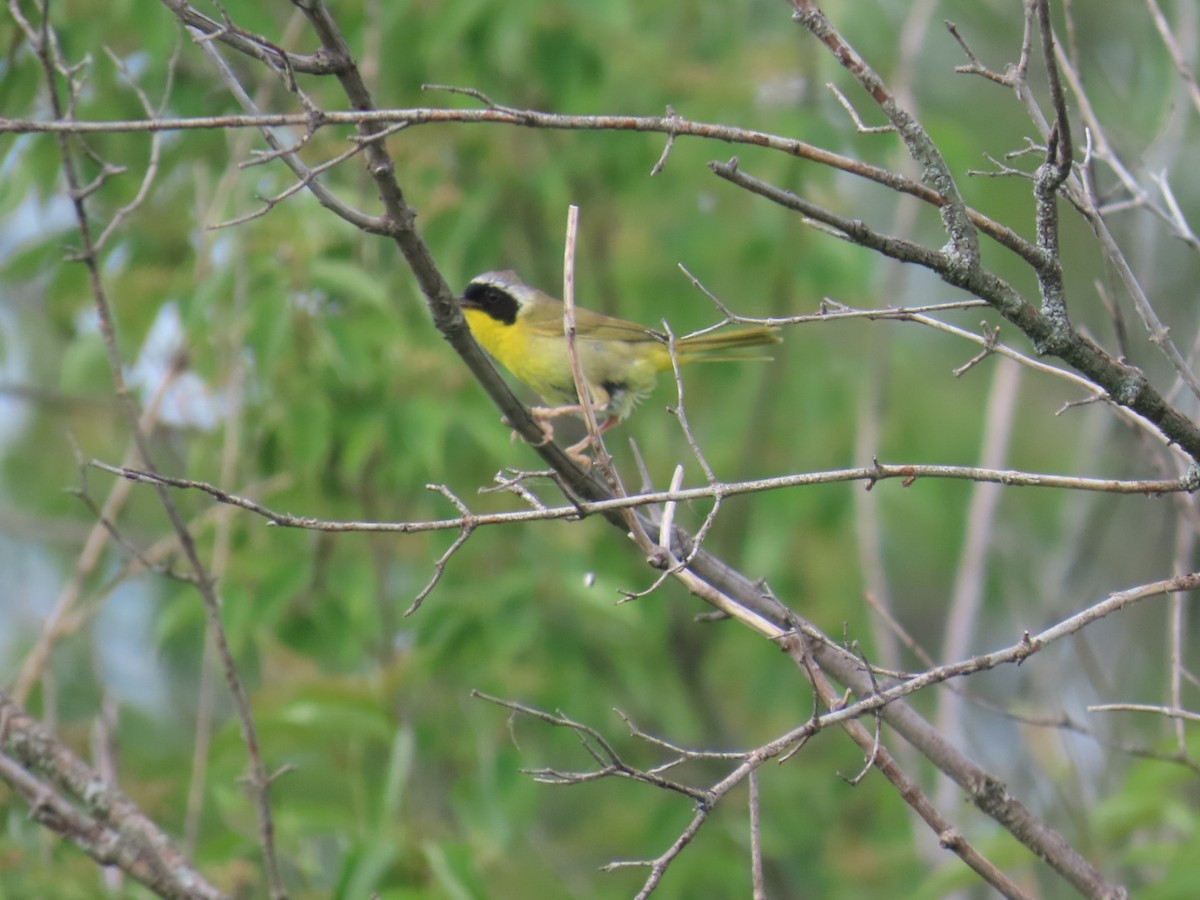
[459,270,781,457]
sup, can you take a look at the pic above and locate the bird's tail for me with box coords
[671,326,782,364]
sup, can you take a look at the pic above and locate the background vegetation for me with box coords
[3,0,1200,897]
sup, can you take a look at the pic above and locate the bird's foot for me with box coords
[502,414,557,447]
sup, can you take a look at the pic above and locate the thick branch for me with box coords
[0,692,228,900]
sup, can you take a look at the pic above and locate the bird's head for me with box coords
[459,270,536,326]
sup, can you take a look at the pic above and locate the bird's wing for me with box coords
[523,300,664,343]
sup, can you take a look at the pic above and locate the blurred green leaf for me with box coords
[4,1,1199,898]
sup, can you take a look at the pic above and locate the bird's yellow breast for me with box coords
[463,306,665,417]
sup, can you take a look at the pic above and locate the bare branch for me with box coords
[470,692,715,803]
[0,692,229,900]
[157,0,339,75]
[749,768,765,900]
[402,485,476,616]
[193,31,386,233]
[1088,703,1200,724]
[708,158,1200,461]
[12,4,287,888]
[0,104,1041,263]
[826,82,896,133]
[1144,0,1200,118]
[92,457,1196,535]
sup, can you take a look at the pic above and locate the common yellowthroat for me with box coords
[460,270,781,453]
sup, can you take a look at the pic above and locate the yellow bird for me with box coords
[459,270,781,453]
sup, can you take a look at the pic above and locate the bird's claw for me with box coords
[501,414,557,447]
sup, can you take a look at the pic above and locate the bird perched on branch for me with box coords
[459,270,781,458]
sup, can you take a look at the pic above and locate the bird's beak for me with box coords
[458,294,481,310]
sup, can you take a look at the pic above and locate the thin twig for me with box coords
[749,768,765,900]
[1088,703,1200,723]
[403,485,476,616]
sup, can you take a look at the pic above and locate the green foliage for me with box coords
[1093,753,1200,897]
[3,0,1198,898]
